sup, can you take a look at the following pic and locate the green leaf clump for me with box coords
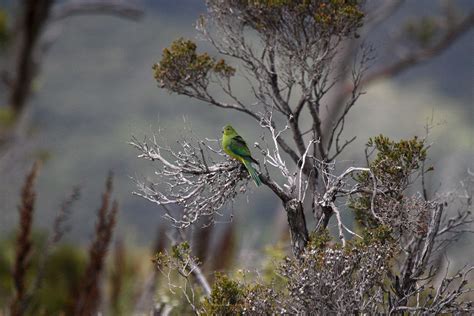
[308,228,331,249]
[314,0,364,34]
[202,273,246,315]
[232,0,364,36]
[152,38,235,92]
[356,135,428,194]
[350,135,431,230]
[171,241,190,259]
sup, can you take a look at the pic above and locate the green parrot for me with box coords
[221,124,262,186]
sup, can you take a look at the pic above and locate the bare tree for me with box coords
[132,1,473,314]
[135,0,368,257]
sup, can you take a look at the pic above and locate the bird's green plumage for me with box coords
[221,124,261,186]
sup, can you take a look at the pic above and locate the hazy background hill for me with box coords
[0,0,472,254]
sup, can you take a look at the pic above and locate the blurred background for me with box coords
[0,0,472,268]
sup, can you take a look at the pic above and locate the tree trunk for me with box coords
[284,199,309,258]
[9,0,53,117]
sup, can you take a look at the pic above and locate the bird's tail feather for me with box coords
[243,160,261,186]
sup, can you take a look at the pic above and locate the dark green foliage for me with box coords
[358,225,393,246]
[171,241,190,259]
[350,135,431,229]
[364,135,427,189]
[28,245,86,315]
[228,0,364,36]
[308,228,331,249]
[350,195,378,228]
[314,0,364,33]
[153,241,195,270]
[152,38,235,92]
[202,273,246,315]
[0,235,87,315]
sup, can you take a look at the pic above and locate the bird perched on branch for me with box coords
[221,124,261,186]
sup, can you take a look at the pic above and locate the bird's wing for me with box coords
[228,135,252,158]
